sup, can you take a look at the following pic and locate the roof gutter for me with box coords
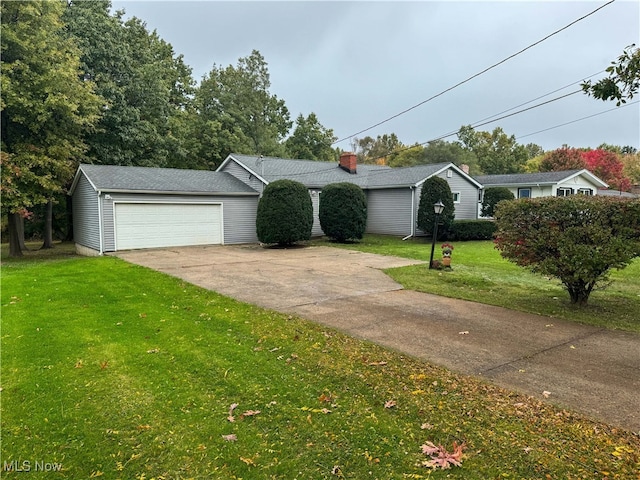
[94,189,259,196]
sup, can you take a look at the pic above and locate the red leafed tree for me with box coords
[581,149,632,192]
[539,146,586,172]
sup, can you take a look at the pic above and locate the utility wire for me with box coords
[332,0,616,145]
[516,101,639,140]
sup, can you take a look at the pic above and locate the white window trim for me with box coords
[452,192,461,204]
[518,188,531,198]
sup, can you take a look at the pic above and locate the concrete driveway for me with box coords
[116,244,640,433]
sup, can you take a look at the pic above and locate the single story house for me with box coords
[217,152,483,238]
[70,152,482,254]
[474,169,608,199]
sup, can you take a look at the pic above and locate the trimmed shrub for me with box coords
[256,179,313,246]
[417,176,455,239]
[481,187,514,217]
[494,196,640,305]
[449,220,496,240]
[319,182,367,242]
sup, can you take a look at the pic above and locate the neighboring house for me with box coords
[475,169,608,199]
[69,164,259,255]
[70,153,482,254]
[218,152,483,238]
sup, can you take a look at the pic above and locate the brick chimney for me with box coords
[339,152,357,174]
[460,164,470,174]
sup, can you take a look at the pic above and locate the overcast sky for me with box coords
[111,0,640,152]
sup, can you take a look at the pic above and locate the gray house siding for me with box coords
[220,159,265,193]
[99,193,258,252]
[72,173,101,251]
[366,188,413,236]
[434,170,479,220]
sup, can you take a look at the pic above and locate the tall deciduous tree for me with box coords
[582,149,631,192]
[285,113,337,161]
[63,0,195,168]
[1,0,101,256]
[457,126,529,174]
[582,44,640,105]
[538,146,586,172]
[195,50,291,164]
[355,134,403,165]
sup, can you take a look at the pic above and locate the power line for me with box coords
[516,101,639,140]
[332,0,616,145]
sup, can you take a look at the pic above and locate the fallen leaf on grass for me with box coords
[368,361,388,366]
[146,348,159,354]
[75,360,84,368]
[421,441,466,469]
[421,423,434,430]
[239,456,255,466]
[241,410,261,418]
[222,434,237,442]
[542,391,552,398]
[228,403,238,422]
[137,424,151,430]
[384,400,396,409]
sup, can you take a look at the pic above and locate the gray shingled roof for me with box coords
[227,154,460,189]
[473,170,584,186]
[77,164,258,195]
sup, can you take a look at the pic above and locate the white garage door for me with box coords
[115,203,222,250]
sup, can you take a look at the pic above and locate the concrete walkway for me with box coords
[115,244,640,433]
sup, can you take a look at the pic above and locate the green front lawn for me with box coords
[313,235,640,333]
[1,254,639,478]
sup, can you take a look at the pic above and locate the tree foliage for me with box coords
[582,44,640,105]
[494,196,640,305]
[457,126,530,174]
[538,147,586,172]
[256,180,313,246]
[1,0,101,256]
[582,149,631,192]
[417,176,455,238]
[195,50,291,164]
[355,134,403,165]
[481,187,515,217]
[318,183,367,242]
[63,0,195,168]
[285,113,337,161]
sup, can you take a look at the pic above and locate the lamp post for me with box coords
[429,200,445,269]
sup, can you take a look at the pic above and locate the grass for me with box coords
[313,235,640,333]
[2,252,639,478]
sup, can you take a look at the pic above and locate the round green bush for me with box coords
[417,176,455,238]
[319,182,367,242]
[256,179,313,246]
[481,187,514,217]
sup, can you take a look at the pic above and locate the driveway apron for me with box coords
[115,244,640,433]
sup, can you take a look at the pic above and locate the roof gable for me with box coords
[71,164,259,195]
[474,169,608,188]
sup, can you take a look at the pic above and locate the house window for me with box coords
[452,192,461,203]
[518,188,531,198]
[578,188,593,195]
[557,187,573,197]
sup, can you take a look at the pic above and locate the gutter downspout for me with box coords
[98,191,104,255]
[402,186,416,241]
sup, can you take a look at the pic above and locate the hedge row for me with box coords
[448,220,497,241]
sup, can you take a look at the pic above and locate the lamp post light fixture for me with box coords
[429,200,445,269]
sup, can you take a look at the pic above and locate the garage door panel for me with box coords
[115,203,222,250]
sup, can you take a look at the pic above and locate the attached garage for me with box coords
[114,202,223,250]
[70,164,259,255]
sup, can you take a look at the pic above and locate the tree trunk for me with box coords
[567,281,592,306]
[16,214,27,251]
[65,195,74,241]
[8,213,24,257]
[41,200,54,249]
